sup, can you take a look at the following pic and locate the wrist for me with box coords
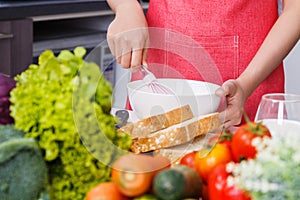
[110,0,142,13]
[236,76,255,99]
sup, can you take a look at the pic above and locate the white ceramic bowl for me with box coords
[127,78,221,119]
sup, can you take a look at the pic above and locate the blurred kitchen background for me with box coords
[0,0,299,109]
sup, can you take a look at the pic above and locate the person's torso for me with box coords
[144,0,284,120]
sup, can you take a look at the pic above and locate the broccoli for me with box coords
[0,125,49,200]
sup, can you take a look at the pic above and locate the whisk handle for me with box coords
[140,65,157,84]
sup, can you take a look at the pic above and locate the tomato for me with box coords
[180,151,196,169]
[208,164,229,200]
[209,129,233,157]
[85,182,126,200]
[209,130,233,146]
[201,183,209,200]
[231,121,271,162]
[194,143,233,183]
[219,132,233,150]
[223,185,252,200]
[208,164,251,200]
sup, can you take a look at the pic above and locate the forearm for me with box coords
[106,0,141,13]
[237,0,300,98]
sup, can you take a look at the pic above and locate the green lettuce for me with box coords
[9,47,131,200]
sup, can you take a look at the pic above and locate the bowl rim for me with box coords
[127,78,221,97]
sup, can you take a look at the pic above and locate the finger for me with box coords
[142,35,149,64]
[131,48,143,68]
[118,37,132,68]
[131,65,141,73]
[219,108,242,128]
[110,40,121,64]
[116,56,121,64]
[107,36,116,57]
[223,117,241,129]
[219,110,232,129]
[114,39,123,65]
[215,87,225,97]
[106,24,116,57]
[218,111,227,125]
[223,120,233,129]
[142,48,148,66]
[222,80,237,96]
[121,49,132,69]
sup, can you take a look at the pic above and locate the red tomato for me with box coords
[208,164,228,200]
[231,121,271,162]
[180,151,196,169]
[208,164,252,200]
[194,143,233,183]
[223,185,252,200]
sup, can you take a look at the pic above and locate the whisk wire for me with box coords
[139,66,174,95]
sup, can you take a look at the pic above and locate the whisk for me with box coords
[138,65,174,94]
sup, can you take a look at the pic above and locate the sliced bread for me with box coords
[152,134,218,165]
[130,112,221,153]
[118,105,194,139]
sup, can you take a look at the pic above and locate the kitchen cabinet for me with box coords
[0,19,33,76]
[0,0,112,77]
[32,15,113,62]
[0,0,148,77]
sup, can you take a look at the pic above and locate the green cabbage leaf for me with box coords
[9,47,131,200]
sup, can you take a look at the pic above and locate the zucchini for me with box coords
[153,165,203,200]
[133,194,158,200]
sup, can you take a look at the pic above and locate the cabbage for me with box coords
[9,47,131,200]
[0,73,16,98]
[0,74,16,125]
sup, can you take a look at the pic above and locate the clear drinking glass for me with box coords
[254,93,300,138]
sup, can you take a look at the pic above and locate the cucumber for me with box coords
[153,165,203,200]
[153,169,186,200]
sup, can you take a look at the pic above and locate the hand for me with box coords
[215,79,246,128]
[107,1,149,69]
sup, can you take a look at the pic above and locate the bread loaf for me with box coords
[152,134,217,165]
[130,112,220,153]
[118,105,194,139]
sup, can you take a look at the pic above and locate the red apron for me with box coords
[144,0,284,120]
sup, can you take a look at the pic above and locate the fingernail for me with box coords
[142,61,148,68]
[215,88,224,96]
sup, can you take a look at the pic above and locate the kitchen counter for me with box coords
[0,0,109,20]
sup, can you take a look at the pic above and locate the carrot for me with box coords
[85,182,126,200]
[111,153,171,197]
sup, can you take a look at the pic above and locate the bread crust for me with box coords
[118,105,194,138]
[130,112,220,153]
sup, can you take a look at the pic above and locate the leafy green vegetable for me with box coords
[9,47,132,200]
[0,124,49,200]
[0,124,24,143]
